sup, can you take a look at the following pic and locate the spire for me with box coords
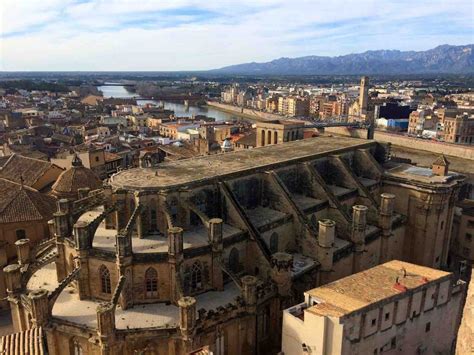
[71,153,83,167]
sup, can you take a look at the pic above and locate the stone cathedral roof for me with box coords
[111,136,375,190]
[0,178,57,223]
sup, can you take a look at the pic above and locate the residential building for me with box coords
[52,147,122,179]
[278,97,309,117]
[444,113,474,144]
[266,96,280,113]
[282,260,465,355]
[0,154,64,191]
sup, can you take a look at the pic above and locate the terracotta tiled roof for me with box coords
[0,154,62,187]
[0,326,46,355]
[306,260,451,317]
[235,131,257,146]
[51,156,102,198]
[0,178,57,223]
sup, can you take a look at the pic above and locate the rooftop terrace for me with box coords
[110,136,375,191]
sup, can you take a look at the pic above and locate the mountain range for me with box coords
[212,44,474,75]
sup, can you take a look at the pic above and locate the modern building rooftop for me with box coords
[306,260,451,318]
[110,136,375,190]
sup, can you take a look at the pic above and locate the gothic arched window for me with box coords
[261,130,266,146]
[100,265,111,294]
[228,248,240,273]
[269,232,279,254]
[191,261,203,291]
[70,338,83,355]
[267,130,272,144]
[273,131,278,144]
[145,267,158,298]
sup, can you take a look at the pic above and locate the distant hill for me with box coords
[212,44,474,75]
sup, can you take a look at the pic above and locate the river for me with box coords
[97,85,240,122]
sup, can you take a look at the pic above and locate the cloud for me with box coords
[0,0,472,70]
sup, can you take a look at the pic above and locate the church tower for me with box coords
[359,76,369,112]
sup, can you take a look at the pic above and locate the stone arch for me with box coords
[261,130,266,146]
[273,131,278,144]
[267,130,272,145]
[79,205,117,248]
[145,267,158,298]
[100,265,111,294]
[269,232,279,254]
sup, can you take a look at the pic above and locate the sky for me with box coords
[0,0,473,71]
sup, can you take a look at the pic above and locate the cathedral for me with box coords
[2,136,467,355]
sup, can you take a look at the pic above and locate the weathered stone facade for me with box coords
[3,137,466,354]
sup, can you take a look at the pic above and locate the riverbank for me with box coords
[206,101,283,122]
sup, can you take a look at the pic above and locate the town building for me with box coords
[0,154,64,191]
[444,113,474,144]
[0,178,57,309]
[266,96,280,113]
[255,120,305,147]
[278,97,309,117]
[408,109,433,136]
[281,260,465,355]
[2,136,467,354]
[52,147,122,179]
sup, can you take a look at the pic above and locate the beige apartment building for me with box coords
[444,113,474,144]
[282,260,465,355]
[52,147,122,179]
[407,109,438,136]
[278,96,309,117]
[266,96,280,112]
